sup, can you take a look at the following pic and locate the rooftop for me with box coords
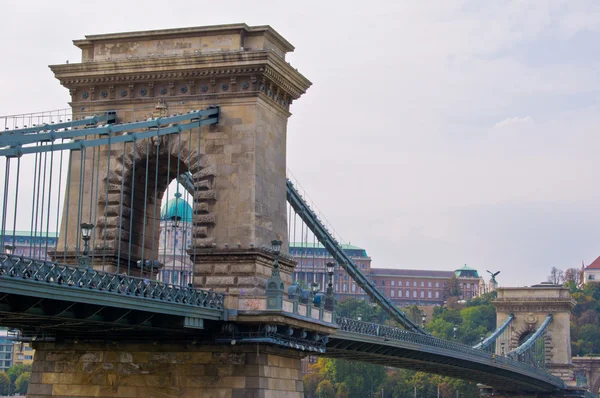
[369,268,454,278]
[289,242,365,251]
[1,231,58,238]
[585,256,600,270]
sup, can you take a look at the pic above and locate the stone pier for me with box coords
[28,342,304,398]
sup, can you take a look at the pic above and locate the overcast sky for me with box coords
[1,0,599,286]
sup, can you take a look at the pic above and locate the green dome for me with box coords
[455,264,479,278]
[161,192,193,223]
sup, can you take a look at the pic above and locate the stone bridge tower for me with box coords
[493,284,576,383]
[50,24,311,294]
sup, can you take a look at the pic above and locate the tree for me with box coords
[0,372,9,396]
[316,379,335,398]
[335,382,350,398]
[14,371,29,394]
[6,363,31,386]
[547,266,564,284]
[445,274,461,297]
[564,268,582,286]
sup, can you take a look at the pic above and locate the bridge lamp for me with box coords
[326,262,335,285]
[453,325,457,339]
[421,313,427,327]
[271,240,282,256]
[80,223,94,256]
[4,245,14,255]
[170,215,181,229]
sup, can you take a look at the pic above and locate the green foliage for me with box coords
[6,363,31,385]
[306,294,499,397]
[562,276,600,356]
[0,372,9,395]
[316,379,335,398]
[334,298,391,325]
[335,382,349,398]
[14,371,30,394]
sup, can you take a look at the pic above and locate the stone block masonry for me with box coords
[29,342,304,397]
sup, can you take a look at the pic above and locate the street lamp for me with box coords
[325,262,336,312]
[271,239,282,256]
[266,239,284,309]
[421,313,427,328]
[170,215,181,229]
[4,245,14,255]
[453,325,458,339]
[270,240,282,276]
[501,342,505,356]
[79,223,94,267]
[326,262,335,287]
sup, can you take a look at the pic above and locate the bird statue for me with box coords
[486,270,500,284]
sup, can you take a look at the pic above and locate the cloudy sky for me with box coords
[1,0,599,286]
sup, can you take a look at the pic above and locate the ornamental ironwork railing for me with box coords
[0,254,225,310]
[335,317,564,386]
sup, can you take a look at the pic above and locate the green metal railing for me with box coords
[0,253,224,309]
[336,317,564,387]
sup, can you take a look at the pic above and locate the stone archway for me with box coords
[93,130,215,276]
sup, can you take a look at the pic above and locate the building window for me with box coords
[352,283,356,293]
[589,275,595,280]
[413,281,417,287]
[428,291,432,298]
[435,282,439,288]
[420,281,424,287]
[343,284,347,292]
[413,290,417,298]
[398,290,402,297]
[381,281,385,287]
[435,291,440,298]
[398,281,403,287]
[420,291,424,298]
[391,281,395,286]
[391,290,395,298]
[428,282,432,287]
[25,355,32,360]
[335,284,339,291]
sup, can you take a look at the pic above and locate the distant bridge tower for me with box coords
[493,283,576,383]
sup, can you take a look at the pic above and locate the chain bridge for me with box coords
[0,24,595,398]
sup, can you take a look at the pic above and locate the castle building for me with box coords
[290,243,481,305]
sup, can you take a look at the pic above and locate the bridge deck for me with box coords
[326,319,565,394]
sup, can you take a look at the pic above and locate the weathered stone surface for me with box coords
[30,342,304,397]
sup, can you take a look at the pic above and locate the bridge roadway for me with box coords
[0,253,572,395]
[326,318,565,394]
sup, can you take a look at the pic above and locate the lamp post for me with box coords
[501,342,505,356]
[421,313,427,328]
[79,223,94,267]
[170,215,181,230]
[453,325,457,340]
[266,239,284,309]
[325,262,336,312]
